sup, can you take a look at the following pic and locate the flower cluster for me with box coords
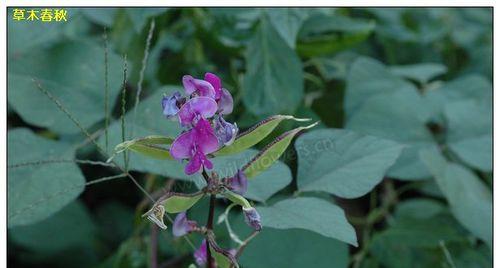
[156,73,263,267]
[163,73,238,175]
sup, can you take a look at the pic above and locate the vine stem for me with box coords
[202,169,215,268]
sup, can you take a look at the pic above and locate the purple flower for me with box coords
[214,115,238,146]
[170,118,219,175]
[183,75,216,99]
[226,170,247,195]
[172,211,197,237]
[161,91,184,119]
[194,240,208,266]
[205,72,222,100]
[243,207,262,231]
[178,96,218,126]
[204,73,234,114]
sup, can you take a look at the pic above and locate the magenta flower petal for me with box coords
[218,88,234,115]
[192,118,219,154]
[205,72,222,99]
[182,75,197,94]
[178,97,218,126]
[172,211,197,237]
[194,240,208,266]
[170,131,194,159]
[185,152,203,175]
[182,75,216,98]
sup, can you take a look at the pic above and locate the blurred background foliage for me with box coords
[7,7,492,268]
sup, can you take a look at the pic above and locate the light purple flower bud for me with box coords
[218,88,234,115]
[183,75,216,99]
[215,116,238,146]
[228,248,237,258]
[227,170,247,195]
[161,91,184,119]
[172,211,197,237]
[194,240,208,266]
[178,96,218,126]
[243,207,262,231]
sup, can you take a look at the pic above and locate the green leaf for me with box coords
[242,122,318,178]
[206,149,292,202]
[346,88,436,180]
[8,128,85,228]
[420,148,492,247]
[124,8,168,33]
[424,75,492,120]
[239,228,349,268]
[10,201,96,255]
[297,14,375,57]
[296,129,403,198]
[81,8,118,26]
[394,198,445,220]
[389,63,447,84]
[8,14,62,55]
[444,100,492,172]
[8,40,123,134]
[345,57,420,117]
[258,197,357,246]
[345,58,436,180]
[158,191,205,214]
[242,15,304,116]
[265,8,310,48]
[215,115,310,156]
[369,213,469,268]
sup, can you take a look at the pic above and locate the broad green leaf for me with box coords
[81,8,118,26]
[221,190,252,209]
[425,75,492,120]
[100,87,189,180]
[420,148,492,247]
[158,191,205,214]
[239,228,349,268]
[389,63,447,84]
[242,15,304,116]
[310,51,359,80]
[215,115,310,156]
[242,122,318,178]
[394,198,445,220]
[297,14,375,57]
[8,40,123,134]
[345,57,420,117]
[346,88,436,180]
[296,129,403,198]
[10,201,96,255]
[257,197,357,246]
[265,8,310,48]
[444,100,492,171]
[124,8,168,33]
[8,128,85,228]
[370,213,469,268]
[205,149,292,202]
